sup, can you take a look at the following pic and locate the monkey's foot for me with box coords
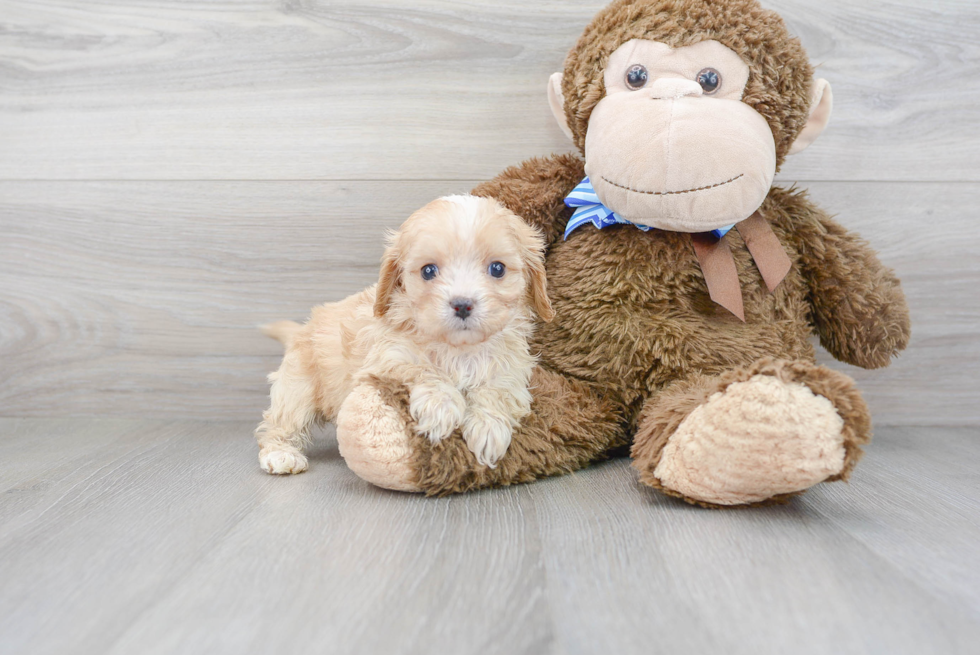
[656,374,844,505]
[633,359,870,507]
[336,382,421,492]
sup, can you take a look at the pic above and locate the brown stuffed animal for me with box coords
[332,0,911,507]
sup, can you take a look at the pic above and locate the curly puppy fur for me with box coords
[256,196,553,473]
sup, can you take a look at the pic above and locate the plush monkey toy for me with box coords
[334,0,911,507]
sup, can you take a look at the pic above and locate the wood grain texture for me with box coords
[2,2,977,651]
[533,426,980,655]
[0,419,978,655]
[1,179,976,423]
[0,179,469,418]
[0,0,978,181]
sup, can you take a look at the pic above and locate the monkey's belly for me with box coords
[532,225,814,398]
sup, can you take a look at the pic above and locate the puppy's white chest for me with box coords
[432,347,492,390]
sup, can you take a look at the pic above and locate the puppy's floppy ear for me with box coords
[511,217,554,322]
[374,233,401,318]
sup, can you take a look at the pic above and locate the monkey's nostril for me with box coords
[450,298,475,320]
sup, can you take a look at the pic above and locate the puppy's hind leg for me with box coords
[256,349,318,475]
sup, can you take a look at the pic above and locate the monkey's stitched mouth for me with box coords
[600,173,744,196]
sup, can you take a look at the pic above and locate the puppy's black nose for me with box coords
[450,298,474,320]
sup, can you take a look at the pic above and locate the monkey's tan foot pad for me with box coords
[653,374,845,506]
[336,383,421,492]
[259,448,309,475]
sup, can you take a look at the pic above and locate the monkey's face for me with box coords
[585,40,774,232]
[549,38,832,234]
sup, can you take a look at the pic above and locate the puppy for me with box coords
[255,195,554,475]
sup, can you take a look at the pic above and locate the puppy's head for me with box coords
[374,195,553,347]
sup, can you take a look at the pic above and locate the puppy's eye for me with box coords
[488,262,506,278]
[421,264,438,281]
[625,64,648,90]
[696,68,721,94]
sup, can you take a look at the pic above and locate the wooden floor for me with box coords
[0,420,978,655]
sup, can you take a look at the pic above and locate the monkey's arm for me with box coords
[471,154,585,246]
[789,202,911,369]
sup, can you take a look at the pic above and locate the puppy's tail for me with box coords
[260,320,303,348]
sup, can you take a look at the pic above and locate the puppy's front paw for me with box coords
[259,448,309,475]
[462,409,514,468]
[409,382,465,443]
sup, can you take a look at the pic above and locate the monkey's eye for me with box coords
[625,64,648,90]
[696,68,721,95]
[488,262,506,278]
[421,264,438,280]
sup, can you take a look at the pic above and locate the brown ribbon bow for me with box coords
[689,211,792,321]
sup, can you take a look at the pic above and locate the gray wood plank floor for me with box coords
[0,419,978,655]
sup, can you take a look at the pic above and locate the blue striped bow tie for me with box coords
[564,177,733,240]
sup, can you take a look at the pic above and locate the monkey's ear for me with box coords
[374,244,400,318]
[547,72,575,143]
[789,79,833,156]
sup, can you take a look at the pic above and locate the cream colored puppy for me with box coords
[256,195,554,475]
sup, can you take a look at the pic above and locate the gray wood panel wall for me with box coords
[1,0,978,424]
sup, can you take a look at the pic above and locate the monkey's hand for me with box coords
[794,210,911,369]
[471,153,585,247]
